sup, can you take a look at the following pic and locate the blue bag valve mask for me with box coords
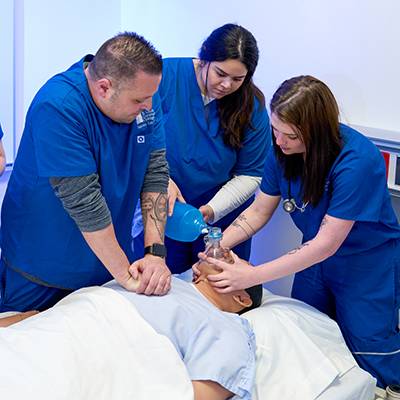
[165,202,211,242]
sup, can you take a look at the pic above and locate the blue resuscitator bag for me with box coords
[165,202,210,242]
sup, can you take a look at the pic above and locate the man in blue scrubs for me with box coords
[0,32,171,311]
[201,76,400,388]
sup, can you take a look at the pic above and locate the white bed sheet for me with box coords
[0,287,376,400]
[242,290,377,400]
[0,287,193,400]
[316,366,376,400]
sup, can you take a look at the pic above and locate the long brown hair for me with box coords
[199,23,265,149]
[270,76,342,205]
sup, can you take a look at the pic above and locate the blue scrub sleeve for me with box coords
[233,101,271,177]
[260,148,281,196]
[0,123,4,139]
[30,100,96,177]
[327,146,387,222]
[149,93,166,152]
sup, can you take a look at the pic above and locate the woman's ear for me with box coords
[233,292,253,308]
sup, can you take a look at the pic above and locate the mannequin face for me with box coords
[195,261,252,313]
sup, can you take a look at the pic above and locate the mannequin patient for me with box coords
[0,261,262,400]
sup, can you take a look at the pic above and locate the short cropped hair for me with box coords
[89,31,162,85]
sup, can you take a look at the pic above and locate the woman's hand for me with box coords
[197,251,258,292]
[199,204,214,223]
[168,178,186,216]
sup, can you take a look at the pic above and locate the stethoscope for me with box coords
[282,180,309,213]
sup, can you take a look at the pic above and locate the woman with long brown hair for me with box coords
[200,75,400,389]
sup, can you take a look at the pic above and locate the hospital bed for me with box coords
[0,286,376,400]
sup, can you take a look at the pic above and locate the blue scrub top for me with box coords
[260,124,400,256]
[0,123,4,139]
[158,57,271,205]
[0,55,165,290]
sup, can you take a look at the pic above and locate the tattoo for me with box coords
[154,193,168,222]
[141,193,168,242]
[150,214,163,241]
[141,196,154,229]
[231,214,256,240]
[319,217,328,231]
[287,242,310,255]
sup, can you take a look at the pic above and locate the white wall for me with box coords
[121,0,400,295]
[121,0,400,133]
[0,0,15,161]
[14,0,122,148]
[9,1,400,295]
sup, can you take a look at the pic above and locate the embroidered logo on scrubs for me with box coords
[137,135,145,143]
[136,110,155,130]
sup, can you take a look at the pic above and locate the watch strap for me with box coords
[144,243,167,258]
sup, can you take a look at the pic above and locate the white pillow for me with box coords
[242,291,357,400]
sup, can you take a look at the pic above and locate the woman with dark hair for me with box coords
[199,75,400,389]
[139,23,271,274]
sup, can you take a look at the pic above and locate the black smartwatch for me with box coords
[144,243,167,259]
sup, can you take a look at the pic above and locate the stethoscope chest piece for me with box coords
[282,198,296,213]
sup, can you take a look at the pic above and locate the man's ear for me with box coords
[233,292,252,308]
[95,78,113,99]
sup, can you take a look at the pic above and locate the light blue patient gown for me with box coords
[105,277,256,400]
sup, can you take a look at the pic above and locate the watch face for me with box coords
[145,243,167,258]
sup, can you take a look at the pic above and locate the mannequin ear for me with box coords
[233,292,252,308]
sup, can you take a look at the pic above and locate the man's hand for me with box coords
[118,271,142,292]
[129,255,171,295]
[168,178,185,216]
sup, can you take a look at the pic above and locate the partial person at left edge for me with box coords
[0,123,6,175]
[0,32,172,312]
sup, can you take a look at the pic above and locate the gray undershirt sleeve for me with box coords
[49,173,111,232]
[141,149,169,193]
[49,150,168,232]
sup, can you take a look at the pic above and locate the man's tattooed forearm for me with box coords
[141,193,168,242]
[150,214,163,241]
[287,242,310,255]
[154,193,168,223]
[141,195,154,228]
